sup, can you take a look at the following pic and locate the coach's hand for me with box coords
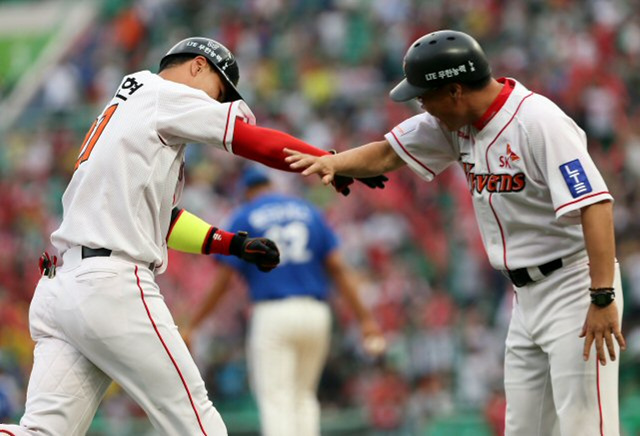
[580,302,625,365]
[230,231,280,272]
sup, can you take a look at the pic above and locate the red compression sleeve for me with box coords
[231,120,329,171]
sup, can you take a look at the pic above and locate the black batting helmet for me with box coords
[160,37,242,102]
[390,30,491,102]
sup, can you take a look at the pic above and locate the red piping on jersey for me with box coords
[134,266,208,435]
[484,92,534,270]
[554,191,611,213]
[473,78,515,130]
[389,130,436,177]
[166,209,184,241]
[0,430,17,435]
[596,361,604,435]
[221,103,234,152]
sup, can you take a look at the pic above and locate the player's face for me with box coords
[416,84,467,131]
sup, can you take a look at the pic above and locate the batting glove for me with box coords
[328,149,387,195]
[355,174,389,190]
[230,231,280,272]
[332,174,354,196]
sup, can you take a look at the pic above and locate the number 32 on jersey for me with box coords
[264,221,312,265]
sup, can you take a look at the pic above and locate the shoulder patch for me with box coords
[559,159,592,198]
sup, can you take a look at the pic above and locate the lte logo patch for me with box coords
[560,159,592,198]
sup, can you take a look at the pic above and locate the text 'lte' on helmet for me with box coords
[160,37,242,102]
[389,30,491,102]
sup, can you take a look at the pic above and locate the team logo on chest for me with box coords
[462,161,526,194]
[499,143,521,168]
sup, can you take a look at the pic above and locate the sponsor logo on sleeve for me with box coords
[560,159,592,198]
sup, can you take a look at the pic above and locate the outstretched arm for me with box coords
[231,120,329,171]
[324,251,386,357]
[231,121,388,195]
[285,139,405,186]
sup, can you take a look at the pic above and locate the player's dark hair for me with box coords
[158,53,198,72]
[462,74,492,91]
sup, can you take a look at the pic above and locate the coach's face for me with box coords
[417,83,467,131]
[190,56,226,102]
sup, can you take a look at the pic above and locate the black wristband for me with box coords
[202,227,216,255]
[229,231,248,257]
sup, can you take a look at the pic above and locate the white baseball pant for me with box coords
[504,254,623,436]
[248,297,331,436]
[0,246,227,436]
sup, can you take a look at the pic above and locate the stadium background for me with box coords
[1,0,640,434]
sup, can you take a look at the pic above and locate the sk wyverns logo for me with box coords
[462,162,526,194]
[560,159,592,198]
[499,144,521,168]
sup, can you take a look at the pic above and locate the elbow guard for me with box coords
[167,208,234,255]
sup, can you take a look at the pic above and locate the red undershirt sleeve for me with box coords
[231,120,330,171]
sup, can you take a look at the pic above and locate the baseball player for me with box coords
[286,30,625,436]
[184,166,385,436]
[0,37,386,436]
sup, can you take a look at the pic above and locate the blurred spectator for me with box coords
[1,0,639,432]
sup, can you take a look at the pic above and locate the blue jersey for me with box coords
[216,193,338,302]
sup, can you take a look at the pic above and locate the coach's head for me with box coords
[158,37,242,103]
[390,30,502,131]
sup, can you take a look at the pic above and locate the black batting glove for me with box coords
[229,231,280,272]
[355,174,389,190]
[327,150,387,195]
[332,174,354,196]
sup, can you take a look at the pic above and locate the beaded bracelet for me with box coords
[589,287,614,292]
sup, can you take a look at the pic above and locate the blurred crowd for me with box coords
[1,0,640,433]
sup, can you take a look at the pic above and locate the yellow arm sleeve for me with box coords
[166,209,213,254]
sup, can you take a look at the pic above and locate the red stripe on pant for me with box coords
[134,265,208,435]
[596,360,603,436]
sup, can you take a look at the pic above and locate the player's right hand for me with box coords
[580,302,625,365]
[230,231,280,272]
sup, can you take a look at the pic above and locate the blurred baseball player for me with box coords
[184,166,385,436]
[0,36,386,436]
[286,30,625,436]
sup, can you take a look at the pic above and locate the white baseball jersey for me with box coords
[51,70,255,273]
[385,78,612,271]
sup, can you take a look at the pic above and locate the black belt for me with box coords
[81,246,155,272]
[504,258,563,288]
[81,247,112,258]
